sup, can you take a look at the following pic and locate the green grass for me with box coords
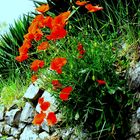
[0,77,29,108]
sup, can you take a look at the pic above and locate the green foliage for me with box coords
[0,15,31,79]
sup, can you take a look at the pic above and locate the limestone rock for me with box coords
[31,124,41,133]
[128,62,140,90]
[4,124,11,134]
[61,127,73,139]
[136,107,140,120]
[19,125,39,140]
[0,105,5,121]
[18,122,26,131]
[23,84,44,102]
[41,120,49,133]
[6,137,17,140]
[0,122,4,134]
[5,109,21,126]
[50,131,60,140]
[10,127,21,138]
[0,133,2,137]
[20,102,35,123]
[130,114,140,135]
[39,131,50,140]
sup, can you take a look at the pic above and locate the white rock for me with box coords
[0,122,4,134]
[20,102,35,123]
[128,62,140,90]
[0,133,2,137]
[4,124,11,134]
[5,109,21,126]
[39,131,50,140]
[136,107,140,119]
[0,105,5,121]
[10,127,21,138]
[6,137,16,140]
[19,125,39,140]
[18,123,26,131]
[41,120,49,133]
[61,127,73,139]
[23,84,44,101]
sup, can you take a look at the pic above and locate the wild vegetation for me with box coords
[0,0,139,139]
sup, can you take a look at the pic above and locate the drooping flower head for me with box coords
[85,4,103,12]
[76,1,89,6]
[36,4,49,13]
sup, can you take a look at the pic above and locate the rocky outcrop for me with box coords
[0,81,139,140]
[128,62,140,90]
[0,84,63,139]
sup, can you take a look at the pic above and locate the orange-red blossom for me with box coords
[59,86,73,101]
[50,57,67,74]
[30,60,45,72]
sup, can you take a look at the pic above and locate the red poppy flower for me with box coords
[24,33,34,41]
[37,41,49,51]
[50,57,67,74]
[38,97,44,105]
[85,4,103,12]
[52,80,62,90]
[78,55,83,58]
[34,29,43,41]
[28,22,39,34]
[76,1,89,6]
[15,54,28,62]
[32,112,46,125]
[31,75,38,83]
[43,16,53,28]
[96,80,106,85]
[46,26,67,40]
[40,101,50,111]
[18,46,28,55]
[32,15,45,24]
[36,4,49,13]
[30,60,45,71]
[77,43,83,51]
[77,43,85,58]
[52,11,71,28]
[46,112,57,126]
[59,93,70,101]
[59,86,73,101]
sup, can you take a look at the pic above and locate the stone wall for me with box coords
[0,84,89,140]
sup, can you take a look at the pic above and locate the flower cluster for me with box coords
[76,1,103,12]
[32,97,57,126]
[15,1,103,127]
